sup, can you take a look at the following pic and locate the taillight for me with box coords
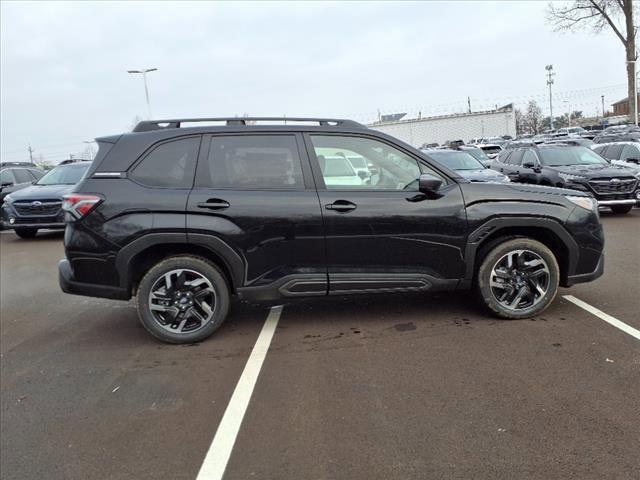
[62,194,103,219]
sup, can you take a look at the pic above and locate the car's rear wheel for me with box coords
[14,228,38,239]
[610,205,632,214]
[476,238,559,319]
[136,256,230,344]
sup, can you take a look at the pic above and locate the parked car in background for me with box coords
[482,136,506,146]
[458,145,492,167]
[557,127,587,136]
[545,137,594,148]
[492,145,639,214]
[422,148,510,183]
[477,143,503,159]
[592,142,640,166]
[0,163,45,202]
[1,161,91,238]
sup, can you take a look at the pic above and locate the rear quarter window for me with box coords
[130,137,200,188]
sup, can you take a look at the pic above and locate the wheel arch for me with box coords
[464,218,578,288]
[115,233,245,295]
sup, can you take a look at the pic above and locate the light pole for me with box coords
[601,95,605,120]
[563,100,571,127]
[545,65,555,130]
[127,68,158,119]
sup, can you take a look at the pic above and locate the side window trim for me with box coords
[303,132,452,192]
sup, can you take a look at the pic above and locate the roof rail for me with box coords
[132,117,366,133]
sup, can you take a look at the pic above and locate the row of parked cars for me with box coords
[420,127,640,214]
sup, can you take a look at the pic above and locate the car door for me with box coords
[499,150,523,181]
[186,133,326,296]
[305,133,467,294]
[518,150,541,184]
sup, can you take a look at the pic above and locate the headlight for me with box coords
[3,195,13,204]
[558,173,586,182]
[565,195,596,212]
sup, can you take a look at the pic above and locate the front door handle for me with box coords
[197,199,230,210]
[325,200,357,213]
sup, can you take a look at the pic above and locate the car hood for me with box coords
[5,184,73,201]
[552,163,637,177]
[457,168,509,183]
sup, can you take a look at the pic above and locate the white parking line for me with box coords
[196,305,283,480]
[563,295,640,341]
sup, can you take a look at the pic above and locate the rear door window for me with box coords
[506,150,523,165]
[198,135,304,189]
[131,137,200,188]
[604,144,623,160]
[521,150,538,166]
[13,168,33,184]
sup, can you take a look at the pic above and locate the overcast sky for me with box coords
[0,1,629,164]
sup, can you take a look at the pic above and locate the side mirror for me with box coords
[624,157,640,164]
[418,173,442,193]
[522,162,535,169]
[357,170,368,180]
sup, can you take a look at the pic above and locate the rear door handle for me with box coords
[197,199,230,210]
[325,200,357,213]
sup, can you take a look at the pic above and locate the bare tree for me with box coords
[525,100,544,134]
[515,108,526,134]
[548,0,638,123]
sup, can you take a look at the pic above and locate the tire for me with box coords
[14,228,38,239]
[610,205,632,214]
[136,255,230,344]
[476,238,559,319]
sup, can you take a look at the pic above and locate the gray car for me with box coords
[422,149,510,183]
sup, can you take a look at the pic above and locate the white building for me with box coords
[369,106,516,147]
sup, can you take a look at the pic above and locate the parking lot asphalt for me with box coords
[1,211,639,480]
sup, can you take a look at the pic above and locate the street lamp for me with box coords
[127,68,158,119]
[545,65,555,130]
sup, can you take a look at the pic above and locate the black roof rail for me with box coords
[132,117,366,133]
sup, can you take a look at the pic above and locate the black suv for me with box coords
[59,118,604,343]
[493,144,639,214]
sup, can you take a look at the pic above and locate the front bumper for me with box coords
[1,204,65,230]
[597,199,637,207]
[58,259,130,300]
[565,253,604,287]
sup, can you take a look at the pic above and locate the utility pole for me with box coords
[27,145,34,164]
[601,95,605,120]
[127,68,158,119]
[545,65,555,130]
[467,96,471,114]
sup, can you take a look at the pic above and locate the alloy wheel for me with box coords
[489,249,550,311]
[148,269,216,334]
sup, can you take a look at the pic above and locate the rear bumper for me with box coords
[58,259,130,300]
[565,253,604,287]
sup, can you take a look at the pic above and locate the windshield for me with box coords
[464,148,489,161]
[36,163,90,185]
[428,151,484,170]
[538,147,608,167]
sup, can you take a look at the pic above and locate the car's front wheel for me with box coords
[136,256,230,344]
[476,238,559,319]
[14,228,38,239]
[610,205,632,214]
